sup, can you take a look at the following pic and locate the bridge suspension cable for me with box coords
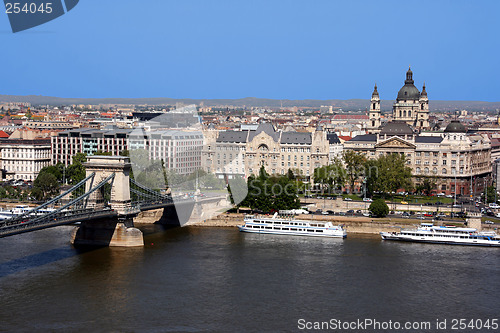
[2,172,96,225]
[0,173,116,236]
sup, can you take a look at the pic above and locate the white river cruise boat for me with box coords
[380,223,500,247]
[238,213,347,238]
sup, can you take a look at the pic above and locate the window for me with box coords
[416,167,421,173]
[442,168,447,174]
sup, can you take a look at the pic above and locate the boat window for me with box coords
[315,230,323,232]
[308,229,314,232]
[291,228,297,231]
[265,227,272,229]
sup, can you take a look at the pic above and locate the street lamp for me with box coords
[363,177,367,212]
[454,171,457,207]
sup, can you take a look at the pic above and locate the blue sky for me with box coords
[1,0,499,101]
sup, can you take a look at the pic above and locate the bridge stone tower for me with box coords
[84,156,134,215]
[71,156,143,247]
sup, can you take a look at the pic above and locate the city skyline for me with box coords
[1,1,499,101]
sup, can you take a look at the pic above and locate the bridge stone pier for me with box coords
[71,156,144,247]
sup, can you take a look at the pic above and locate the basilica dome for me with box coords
[397,84,421,100]
[396,67,421,100]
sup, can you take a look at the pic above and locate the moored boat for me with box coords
[238,213,347,238]
[380,223,500,247]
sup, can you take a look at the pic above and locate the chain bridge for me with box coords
[0,156,225,246]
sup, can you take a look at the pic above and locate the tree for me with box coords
[364,158,379,196]
[134,160,167,190]
[342,150,366,193]
[65,153,87,185]
[32,172,59,201]
[94,150,112,156]
[66,162,86,185]
[38,165,63,182]
[239,174,300,212]
[485,185,496,203]
[72,153,87,165]
[313,158,346,194]
[258,165,269,180]
[369,199,389,218]
[418,177,438,196]
[378,153,413,195]
[365,153,412,198]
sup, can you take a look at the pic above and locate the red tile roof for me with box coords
[332,115,368,120]
[0,130,9,138]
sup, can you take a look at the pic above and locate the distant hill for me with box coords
[1,94,499,112]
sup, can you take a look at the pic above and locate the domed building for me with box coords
[367,67,429,133]
[444,120,467,133]
[392,67,429,129]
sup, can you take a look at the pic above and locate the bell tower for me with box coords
[417,83,430,129]
[367,84,381,133]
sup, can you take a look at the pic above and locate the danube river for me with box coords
[1,224,499,332]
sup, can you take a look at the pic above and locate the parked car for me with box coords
[400,201,408,205]
[424,213,433,217]
[402,212,410,218]
[489,203,500,209]
[343,197,353,201]
[485,220,494,224]
[346,210,355,215]
[363,198,373,202]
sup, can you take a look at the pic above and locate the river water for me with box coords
[0,224,499,332]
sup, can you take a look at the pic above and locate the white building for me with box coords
[0,139,52,181]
